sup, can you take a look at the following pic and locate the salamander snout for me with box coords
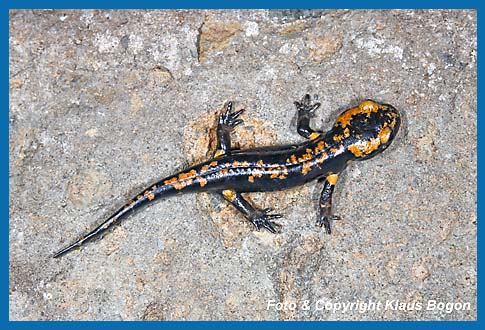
[334,100,401,160]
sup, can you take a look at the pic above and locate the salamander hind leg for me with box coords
[294,94,322,141]
[221,190,282,233]
[317,173,342,234]
[213,102,245,158]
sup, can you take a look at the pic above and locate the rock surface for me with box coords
[9,10,476,320]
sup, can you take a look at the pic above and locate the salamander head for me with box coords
[333,100,401,160]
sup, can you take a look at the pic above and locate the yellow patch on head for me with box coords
[222,189,236,201]
[327,173,338,185]
[336,100,381,128]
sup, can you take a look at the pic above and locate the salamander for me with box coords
[54,94,401,258]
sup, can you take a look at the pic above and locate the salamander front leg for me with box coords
[221,190,282,233]
[213,102,245,158]
[317,173,341,234]
[294,94,322,141]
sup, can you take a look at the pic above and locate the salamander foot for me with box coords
[316,215,341,234]
[249,208,282,233]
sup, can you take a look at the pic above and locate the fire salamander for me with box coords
[54,94,400,258]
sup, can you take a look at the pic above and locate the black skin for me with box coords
[54,94,401,258]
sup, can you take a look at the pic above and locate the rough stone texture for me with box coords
[9,10,476,320]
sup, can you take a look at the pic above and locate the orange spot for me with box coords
[306,148,313,154]
[316,152,328,164]
[327,173,338,185]
[343,127,350,138]
[257,160,264,168]
[290,155,297,164]
[219,168,229,176]
[136,195,143,200]
[302,162,312,175]
[248,175,255,183]
[127,200,135,205]
[222,189,236,201]
[241,161,250,167]
[378,126,392,144]
[270,173,279,179]
[148,193,155,201]
[200,165,210,173]
[333,134,344,142]
[197,176,208,187]
[232,161,240,167]
[210,161,218,167]
[253,169,263,178]
[164,177,178,185]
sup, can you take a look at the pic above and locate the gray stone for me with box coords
[9,9,476,320]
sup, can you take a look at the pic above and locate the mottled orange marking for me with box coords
[232,161,240,167]
[127,200,135,205]
[306,148,313,154]
[302,162,312,175]
[278,166,288,179]
[222,189,236,201]
[290,155,297,164]
[327,173,338,185]
[143,190,150,196]
[336,100,380,128]
[164,177,178,185]
[200,165,210,173]
[333,134,344,142]
[136,195,143,200]
[348,138,381,158]
[270,169,280,179]
[343,127,350,138]
[178,169,197,180]
[253,169,263,178]
[219,168,229,175]
[209,161,218,167]
[148,193,155,201]
[257,160,264,168]
[248,175,255,183]
[316,152,328,164]
[241,161,250,167]
[196,176,208,187]
[330,147,337,153]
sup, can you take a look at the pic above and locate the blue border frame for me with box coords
[4,0,480,328]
